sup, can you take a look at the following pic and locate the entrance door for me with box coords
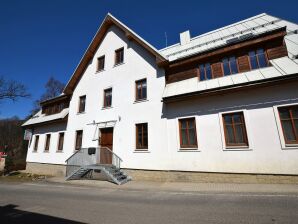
[99,127,113,164]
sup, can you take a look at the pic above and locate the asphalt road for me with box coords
[0,181,298,224]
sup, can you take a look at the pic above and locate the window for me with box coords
[136,123,148,149]
[199,63,212,81]
[33,135,39,152]
[249,48,268,69]
[44,134,51,151]
[222,112,248,147]
[115,47,124,65]
[57,133,64,151]
[135,79,147,101]
[78,95,86,113]
[222,56,238,76]
[75,130,83,150]
[178,118,198,149]
[278,106,298,144]
[103,88,112,108]
[97,56,105,71]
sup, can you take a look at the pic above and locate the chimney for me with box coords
[180,30,191,45]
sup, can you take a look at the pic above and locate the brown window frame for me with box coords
[75,130,83,151]
[44,134,51,152]
[135,79,147,101]
[199,63,212,81]
[103,88,112,108]
[222,112,248,147]
[78,95,86,113]
[115,47,124,65]
[178,118,198,149]
[97,55,105,71]
[278,106,298,145]
[57,132,65,152]
[33,135,39,152]
[136,123,148,150]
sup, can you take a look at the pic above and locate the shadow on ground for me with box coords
[0,204,86,224]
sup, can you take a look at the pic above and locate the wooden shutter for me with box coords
[237,55,251,73]
[267,45,288,60]
[167,68,198,83]
[211,62,223,78]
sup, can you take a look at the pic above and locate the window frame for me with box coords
[78,95,86,113]
[248,48,269,70]
[33,135,39,152]
[222,112,248,147]
[135,79,147,102]
[75,130,83,151]
[114,47,124,65]
[178,117,198,149]
[97,55,105,72]
[222,56,239,76]
[57,132,65,152]
[278,105,298,145]
[44,134,51,152]
[135,123,148,150]
[103,88,112,108]
[199,63,212,81]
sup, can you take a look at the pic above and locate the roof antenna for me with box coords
[165,32,168,47]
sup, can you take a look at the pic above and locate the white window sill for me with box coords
[134,150,150,153]
[77,112,86,115]
[133,99,148,104]
[113,62,125,68]
[102,106,113,110]
[95,69,105,74]
[282,144,298,150]
[223,146,252,151]
[32,151,38,153]
[178,148,199,152]
[43,151,50,153]
[56,150,64,153]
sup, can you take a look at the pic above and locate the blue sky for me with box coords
[0,0,297,119]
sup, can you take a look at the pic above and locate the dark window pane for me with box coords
[222,58,230,76]
[234,125,245,143]
[279,109,291,119]
[188,129,196,145]
[282,120,296,141]
[233,114,242,124]
[224,115,232,125]
[249,51,258,69]
[229,57,238,74]
[199,65,205,81]
[205,63,212,79]
[181,120,187,129]
[225,125,234,144]
[257,52,267,68]
[181,129,188,145]
[291,108,298,119]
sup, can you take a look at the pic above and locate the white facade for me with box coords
[24,13,298,175]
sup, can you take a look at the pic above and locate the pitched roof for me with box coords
[159,13,298,62]
[63,13,168,94]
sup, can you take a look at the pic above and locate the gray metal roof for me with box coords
[159,13,298,61]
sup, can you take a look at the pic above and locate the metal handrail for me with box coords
[65,147,123,177]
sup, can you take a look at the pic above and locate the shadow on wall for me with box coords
[161,81,298,119]
[0,204,86,224]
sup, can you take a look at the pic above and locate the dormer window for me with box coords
[115,47,124,65]
[249,49,268,69]
[222,56,238,76]
[199,63,212,81]
[97,56,105,71]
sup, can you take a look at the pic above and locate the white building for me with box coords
[23,13,298,183]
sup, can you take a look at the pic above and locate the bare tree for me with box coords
[31,76,65,114]
[0,77,30,101]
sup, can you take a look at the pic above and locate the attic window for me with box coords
[97,56,105,71]
[115,47,124,65]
